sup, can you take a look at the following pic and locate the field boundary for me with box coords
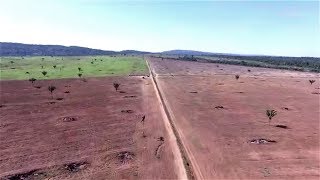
[146,59,200,180]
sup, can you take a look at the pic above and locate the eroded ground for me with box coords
[148,57,320,179]
[0,76,179,179]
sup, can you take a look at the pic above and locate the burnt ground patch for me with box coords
[62,116,78,122]
[275,125,289,129]
[281,107,290,110]
[123,95,137,98]
[4,169,46,180]
[117,151,135,164]
[64,161,89,173]
[214,106,225,109]
[121,110,134,113]
[250,139,277,144]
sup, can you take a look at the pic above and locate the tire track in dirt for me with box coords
[146,59,198,180]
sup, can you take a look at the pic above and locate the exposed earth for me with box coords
[0,76,183,179]
[148,57,320,179]
[1,56,319,180]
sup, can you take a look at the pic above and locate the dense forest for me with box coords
[202,55,320,72]
[157,54,320,73]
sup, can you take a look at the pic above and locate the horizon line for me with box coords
[1,41,319,58]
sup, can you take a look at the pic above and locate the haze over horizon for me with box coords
[0,0,319,57]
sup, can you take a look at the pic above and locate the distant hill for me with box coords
[120,50,150,55]
[161,49,216,56]
[0,42,150,56]
[161,49,264,56]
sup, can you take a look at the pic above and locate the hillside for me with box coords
[0,42,150,56]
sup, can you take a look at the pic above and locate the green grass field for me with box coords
[0,56,148,80]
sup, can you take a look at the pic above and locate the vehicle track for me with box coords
[146,58,202,180]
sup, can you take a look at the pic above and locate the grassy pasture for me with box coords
[0,56,148,80]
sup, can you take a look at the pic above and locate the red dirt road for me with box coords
[0,76,181,179]
[148,57,320,179]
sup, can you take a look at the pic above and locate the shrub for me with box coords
[266,109,277,125]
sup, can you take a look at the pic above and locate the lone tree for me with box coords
[266,109,277,125]
[113,82,120,91]
[42,71,47,77]
[78,73,82,78]
[48,85,56,99]
[29,78,36,86]
[309,80,316,85]
[53,65,56,69]
[235,74,240,80]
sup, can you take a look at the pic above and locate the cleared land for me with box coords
[0,57,184,179]
[148,57,320,179]
[1,55,319,179]
[0,56,148,80]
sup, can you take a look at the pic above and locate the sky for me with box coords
[0,0,319,57]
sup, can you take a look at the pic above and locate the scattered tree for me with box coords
[113,82,120,91]
[235,74,240,80]
[78,67,82,72]
[78,73,82,78]
[10,61,14,64]
[41,65,44,69]
[248,69,251,72]
[266,109,277,125]
[29,78,36,86]
[42,71,47,77]
[309,80,316,85]
[53,65,56,69]
[25,72,30,74]
[48,85,56,99]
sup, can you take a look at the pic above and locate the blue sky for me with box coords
[0,0,319,56]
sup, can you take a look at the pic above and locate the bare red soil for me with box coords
[148,57,320,179]
[0,76,180,179]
